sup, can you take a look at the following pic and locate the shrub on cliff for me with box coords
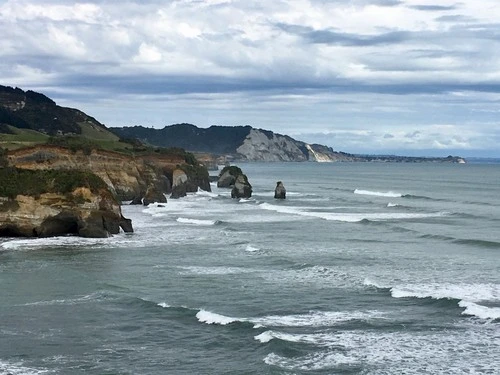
[46,135,100,155]
[0,168,108,198]
[0,147,7,168]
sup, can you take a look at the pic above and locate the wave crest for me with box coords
[354,189,402,198]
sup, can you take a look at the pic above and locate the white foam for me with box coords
[252,310,383,328]
[178,266,253,275]
[194,307,380,328]
[196,188,219,198]
[363,278,390,289]
[0,236,112,251]
[176,217,218,226]
[264,351,357,371]
[245,244,260,252]
[0,360,51,375]
[387,202,401,207]
[459,301,500,320]
[261,326,500,373]
[258,203,446,222]
[157,302,171,308]
[389,283,500,302]
[354,189,402,197]
[373,282,500,320]
[196,310,240,325]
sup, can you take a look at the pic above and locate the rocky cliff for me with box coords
[111,124,355,162]
[5,145,210,202]
[0,168,132,238]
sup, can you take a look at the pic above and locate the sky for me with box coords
[1,0,499,157]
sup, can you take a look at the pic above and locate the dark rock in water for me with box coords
[119,215,134,233]
[274,181,286,199]
[37,211,81,237]
[217,166,242,188]
[231,174,252,199]
[157,204,165,208]
[209,175,219,183]
[143,186,167,206]
[130,195,143,205]
[170,168,188,199]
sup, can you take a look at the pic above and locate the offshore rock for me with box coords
[143,185,167,206]
[231,174,252,199]
[217,166,243,188]
[274,181,286,199]
[130,195,143,205]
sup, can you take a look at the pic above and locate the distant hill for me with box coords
[111,124,466,163]
[111,124,358,162]
[0,85,465,163]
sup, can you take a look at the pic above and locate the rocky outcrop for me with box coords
[217,166,243,188]
[0,169,133,238]
[143,185,167,206]
[274,181,286,199]
[6,145,210,202]
[170,168,188,199]
[231,174,252,199]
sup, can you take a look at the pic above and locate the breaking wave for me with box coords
[354,189,402,198]
[258,203,447,222]
[176,217,220,226]
[364,279,500,321]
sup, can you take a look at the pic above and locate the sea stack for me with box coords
[274,181,286,199]
[231,174,253,199]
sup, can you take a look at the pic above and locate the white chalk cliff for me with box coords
[236,129,353,162]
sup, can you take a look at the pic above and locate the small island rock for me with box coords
[217,166,243,188]
[274,181,286,199]
[231,174,252,199]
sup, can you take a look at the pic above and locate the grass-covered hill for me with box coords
[112,123,253,154]
[0,85,121,150]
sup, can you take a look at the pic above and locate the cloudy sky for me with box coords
[1,0,499,157]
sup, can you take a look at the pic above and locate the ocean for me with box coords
[0,162,499,374]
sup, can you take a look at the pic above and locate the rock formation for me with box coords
[217,166,243,188]
[143,185,167,206]
[274,181,286,199]
[231,174,252,199]
[6,145,210,202]
[0,168,133,238]
[170,168,188,199]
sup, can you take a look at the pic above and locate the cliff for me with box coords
[0,168,132,238]
[111,124,356,162]
[112,124,465,163]
[5,145,210,201]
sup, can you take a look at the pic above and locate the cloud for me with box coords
[275,23,410,46]
[0,0,499,157]
[409,4,459,11]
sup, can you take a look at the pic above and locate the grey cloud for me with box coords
[436,15,477,23]
[275,23,409,46]
[310,0,402,5]
[409,5,459,11]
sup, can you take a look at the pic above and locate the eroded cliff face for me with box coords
[0,184,132,238]
[235,129,356,162]
[6,146,210,201]
[236,129,308,162]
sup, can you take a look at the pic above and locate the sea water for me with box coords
[0,162,499,374]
